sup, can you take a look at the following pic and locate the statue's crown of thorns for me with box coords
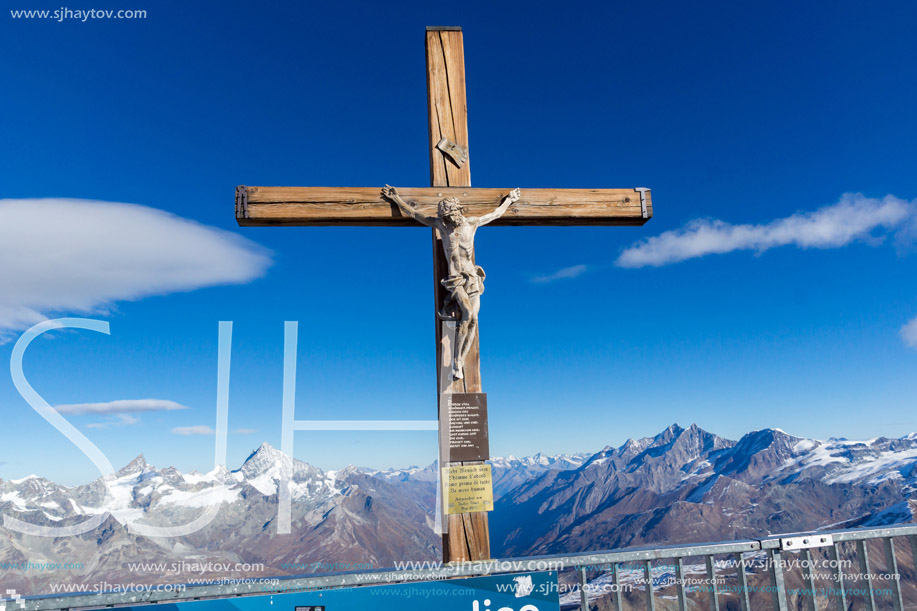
[438,197,464,216]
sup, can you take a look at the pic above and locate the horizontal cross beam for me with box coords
[235,186,652,227]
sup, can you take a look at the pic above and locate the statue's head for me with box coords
[438,197,464,223]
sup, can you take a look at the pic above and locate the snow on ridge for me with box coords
[824,446,917,485]
[157,485,240,508]
[10,475,40,484]
[483,452,589,470]
[765,434,917,486]
[6,428,917,524]
[1,491,28,510]
[246,473,276,496]
[181,470,222,485]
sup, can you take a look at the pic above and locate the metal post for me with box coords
[734,552,751,611]
[644,560,656,611]
[803,549,818,611]
[828,542,847,611]
[856,540,876,611]
[611,562,623,611]
[768,549,789,611]
[579,567,589,611]
[883,537,904,611]
[674,557,688,611]
[706,555,720,611]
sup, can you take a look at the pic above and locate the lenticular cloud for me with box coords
[616,193,913,268]
[0,198,272,341]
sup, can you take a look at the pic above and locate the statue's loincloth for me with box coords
[441,266,486,297]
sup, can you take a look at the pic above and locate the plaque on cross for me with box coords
[234,26,652,563]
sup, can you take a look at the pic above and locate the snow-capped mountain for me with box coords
[4,425,917,598]
[0,443,440,596]
[491,424,917,556]
[361,451,588,497]
[363,462,439,484]
[0,444,346,528]
[489,453,590,497]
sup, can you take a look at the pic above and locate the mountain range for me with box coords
[492,424,917,555]
[2,423,917,596]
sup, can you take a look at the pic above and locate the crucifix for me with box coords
[234,26,652,563]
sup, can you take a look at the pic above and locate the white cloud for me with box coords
[0,198,272,341]
[172,425,215,436]
[901,318,917,349]
[56,399,186,430]
[86,414,141,429]
[616,193,913,268]
[531,264,588,284]
[234,428,257,434]
[55,399,189,414]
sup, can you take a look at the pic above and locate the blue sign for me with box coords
[115,572,559,611]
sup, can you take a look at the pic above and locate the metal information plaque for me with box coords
[443,464,494,514]
[441,392,489,462]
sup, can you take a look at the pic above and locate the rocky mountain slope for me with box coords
[491,424,917,555]
[0,443,439,595]
[3,424,917,597]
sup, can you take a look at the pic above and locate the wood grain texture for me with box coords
[237,186,652,227]
[426,29,470,188]
[427,28,491,564]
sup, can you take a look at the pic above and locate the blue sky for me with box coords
[2,0,916,484]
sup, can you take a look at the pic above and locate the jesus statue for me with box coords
[381,185,522,380]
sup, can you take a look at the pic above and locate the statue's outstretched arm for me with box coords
[476,188,521,226]
[381,185,434,227]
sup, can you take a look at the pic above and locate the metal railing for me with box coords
[567,524,917,611]
[13,523,917,610]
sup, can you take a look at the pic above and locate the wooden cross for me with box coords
[233,26,653,563]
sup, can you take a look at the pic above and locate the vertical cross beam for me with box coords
[426,26,489,562]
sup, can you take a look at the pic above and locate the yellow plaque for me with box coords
[442,464,494,515]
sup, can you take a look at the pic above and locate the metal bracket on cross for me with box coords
[235,185,249,219]
[634,187,651,219]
